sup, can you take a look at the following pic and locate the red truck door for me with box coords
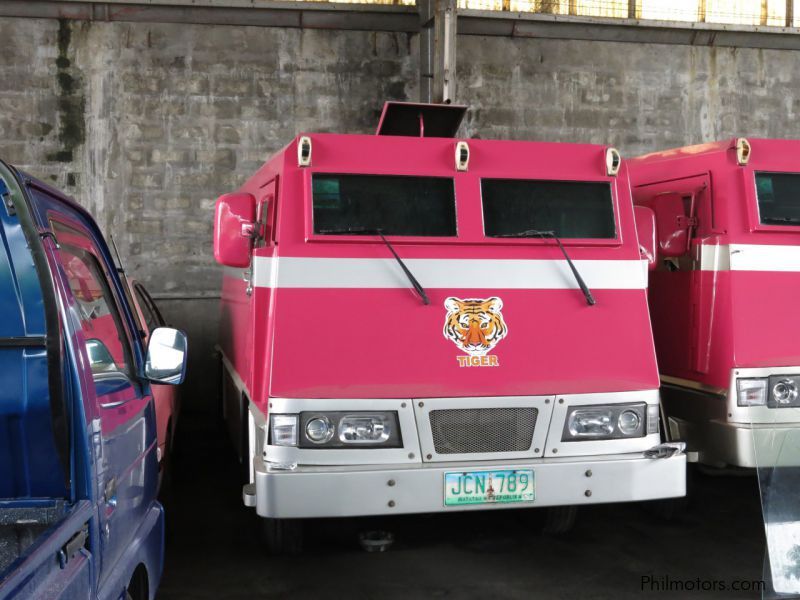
[639,175,713,376]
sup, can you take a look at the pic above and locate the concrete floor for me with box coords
[158,413,766,599]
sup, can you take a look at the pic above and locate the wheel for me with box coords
[125,566,148,600]
[216,352,225,426]
[641,463,695,520]
[158,423,174,500]
[643,496,688,520]
[541,506,578,534]
[260,517,304,555]
[238,396,250,485]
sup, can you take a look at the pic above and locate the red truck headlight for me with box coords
[298,411,401,449]
[561,403,648,441]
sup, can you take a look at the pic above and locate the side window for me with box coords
[256,178,277,248]
[52,221,137,391]
[134,285,161,332]
[255,198,270,249]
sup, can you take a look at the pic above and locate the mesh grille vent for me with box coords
[429,407,537,454]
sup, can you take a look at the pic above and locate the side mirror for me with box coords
[633,206,657,271]
[653,193,690,258]
[145,327,188,385]
[213,192,256,268]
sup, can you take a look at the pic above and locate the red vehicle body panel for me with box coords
[631,138,800,389]
[219,133,658,414]
[128,279,180,462]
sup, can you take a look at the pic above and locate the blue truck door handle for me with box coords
[104,477,118,507]
[57,525,88,569]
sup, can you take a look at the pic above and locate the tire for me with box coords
[644,496,688,520]
[216,352,225,426]
[260,517,304,555]
[126,566,148,600]
[541,506,578,534]
[238,396,250,485]
[158,423,174,500]
[642,463,695,520]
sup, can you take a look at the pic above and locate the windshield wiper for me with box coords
[762,216,800,225]
[496,229,595,306]
[316,227,430,305]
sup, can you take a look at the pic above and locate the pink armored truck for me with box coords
[212,102,686,553]
[630,138,800,469]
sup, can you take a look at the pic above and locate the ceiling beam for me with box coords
[3,0,800,50]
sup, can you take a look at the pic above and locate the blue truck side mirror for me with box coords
[145,327,188,385]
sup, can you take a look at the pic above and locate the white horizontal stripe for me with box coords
[698,244,731,272]
[729,244,800,272]
[699,244,800,272]
[239,256,648,290]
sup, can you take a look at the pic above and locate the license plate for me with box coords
[444,469,535,506]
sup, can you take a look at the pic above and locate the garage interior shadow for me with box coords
[157,413,766,599]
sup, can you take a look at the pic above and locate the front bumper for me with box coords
[694,419,800,468]
[249,452,686,519]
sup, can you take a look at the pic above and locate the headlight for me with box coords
[737,378,767,407]
[568,408,614,437]
[298,411,402,448]
[270,414,298,447]
[618,410,641,435]
[305,416,334,444]
[339,415,391,444]
[773,379,798,405]
[562,403,647,441]
[768,375,800,408]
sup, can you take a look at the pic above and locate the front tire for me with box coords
[541,506,578,534]
[642,463,695,520]
[260,517,304,555]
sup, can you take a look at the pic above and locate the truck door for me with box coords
[686,177,716,374]
[47,215,156,588]
[240,177,278,478]
[639,175,713,376]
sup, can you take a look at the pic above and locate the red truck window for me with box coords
[481,179,616,239]
[312,173,456,237]
[134,284,163,333]
[755,172,800,226]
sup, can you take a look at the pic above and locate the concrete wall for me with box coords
[1,16,798,407]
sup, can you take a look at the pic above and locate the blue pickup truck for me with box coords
[0,160,187,600]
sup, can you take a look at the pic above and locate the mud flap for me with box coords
[750,424,800,598]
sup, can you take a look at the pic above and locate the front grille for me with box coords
[429,407,538,454]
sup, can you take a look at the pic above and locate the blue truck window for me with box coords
[52,222,137,399]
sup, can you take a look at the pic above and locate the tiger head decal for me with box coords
[443,297,508,357]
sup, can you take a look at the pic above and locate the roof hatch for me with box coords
[375,101,467,138]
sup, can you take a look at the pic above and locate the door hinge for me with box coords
[243,269,253,296]
[58,524,88,569]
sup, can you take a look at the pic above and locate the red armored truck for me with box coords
[630,138,800,469]
[213,102,686,553]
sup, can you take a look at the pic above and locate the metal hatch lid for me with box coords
[375,101,467,138]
